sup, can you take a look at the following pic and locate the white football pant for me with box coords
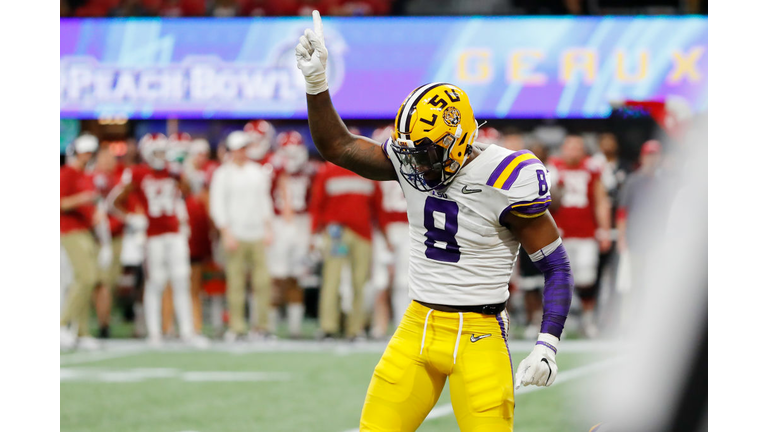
[144,233,194,340]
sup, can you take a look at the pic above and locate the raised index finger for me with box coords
[312,10,324,40]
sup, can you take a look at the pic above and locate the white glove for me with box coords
[97,244,113,270]
[295,10,329,95]
[516,333,559,389]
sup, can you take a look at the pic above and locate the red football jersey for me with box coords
[548,156,600,239]
[374,181,408,230]
[272,166,314,216]
[309,162,375,240]
[60,165,96,234]
[123,164,180,237]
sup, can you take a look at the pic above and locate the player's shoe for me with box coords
[60,327,76,350]
[77,336,101,351]
[581,310,599,339]
[315,331,336,342]
[223,330,241,343]
[146,335,164,349]
[183,334,210,349]
[248,331,277,343]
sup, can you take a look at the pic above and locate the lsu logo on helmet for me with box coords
[390,83,479,191]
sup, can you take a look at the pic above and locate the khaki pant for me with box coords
[98,236,123,290]
[225,240,271,334]
[61,231,98,336]
[319,227,372,337]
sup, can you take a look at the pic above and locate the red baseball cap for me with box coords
[640,140,662,155]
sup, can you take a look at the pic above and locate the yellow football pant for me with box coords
[360,301,514,431]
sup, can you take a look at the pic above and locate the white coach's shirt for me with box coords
[210,160,274,242]
[384,141,552,306]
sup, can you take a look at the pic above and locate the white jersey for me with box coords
[384,141,552,306]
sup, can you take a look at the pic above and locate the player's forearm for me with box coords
[530,238,574,339]
[60,192,93,211]
[306,91,356,165]
[594,183,611,231]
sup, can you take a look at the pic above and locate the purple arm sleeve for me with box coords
[531,243,574,339]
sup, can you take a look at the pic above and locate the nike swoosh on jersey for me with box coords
[470,333,492,342]
[461,185,482,194]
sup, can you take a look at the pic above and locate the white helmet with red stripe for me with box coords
[167,132,192,162]
[276,131,308,174]
[139,133,169,170]
[244,120,275,161]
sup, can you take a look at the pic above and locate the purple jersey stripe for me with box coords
[500,158,541,190]
[486,152,517,186]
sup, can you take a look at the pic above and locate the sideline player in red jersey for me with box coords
[111,133,208,348]
[547,135,611,338]
[91,148,127,339]
[61,134,103,349]
[268,131,315,338]
[184,138,219,333]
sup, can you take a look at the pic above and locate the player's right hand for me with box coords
[295,10,329,95]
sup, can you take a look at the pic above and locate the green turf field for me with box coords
[61,339,611,432]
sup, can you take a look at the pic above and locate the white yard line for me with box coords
[60,367,292,383]
[61,339,616,356]
[60,348,145,366]
[340,357,621,432]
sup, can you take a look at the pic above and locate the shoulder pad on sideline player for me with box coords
[485,149,552,220]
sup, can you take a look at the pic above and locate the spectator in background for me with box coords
[310,161,375,340]
[268,131,315,338]
[210,131,275,341]
[590,133,632,304]
[212,0,239,17]
[60,134,102,350]
[616,140,663,292]
[548,135,611,338]
[91,148,126,339]
[500,127,526,151]
[184,139,218,333]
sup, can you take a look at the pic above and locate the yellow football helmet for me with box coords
[390,83,479,191]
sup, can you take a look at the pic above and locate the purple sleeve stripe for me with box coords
[500,158,541,190]
[536,340,558,354]
[486,152,518,186]
[511,201,551,215]
[531,243,573,339]
[498,196,551,224]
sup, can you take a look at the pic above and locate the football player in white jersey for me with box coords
[296,12,574,430]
